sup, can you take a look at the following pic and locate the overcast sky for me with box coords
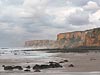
[0,0,100,47]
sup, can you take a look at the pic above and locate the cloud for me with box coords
[89,10,100,27]
[0,0,100,47]
[45,7,76,24]
[67,0,100,6]
[89,10,100,22]
[83,1,100,12]
[67,9,89,25]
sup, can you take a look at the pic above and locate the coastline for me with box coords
[23,47,100,53]
[0,50,100,75]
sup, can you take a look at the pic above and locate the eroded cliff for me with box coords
[25,40,58,48]
[57,28,100,48]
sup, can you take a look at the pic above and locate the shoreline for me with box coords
[0,52,100,72]
[23,47,100,53]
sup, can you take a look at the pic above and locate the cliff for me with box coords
[25,40,58,48]
[57,28,100,48]
[25,28,100,49]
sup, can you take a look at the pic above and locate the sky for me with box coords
[0,0,100,47]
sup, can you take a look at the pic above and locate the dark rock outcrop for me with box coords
[24,69,31,72]
[34,69,41,72]
[13,66,23,70]
[25,65,31,69]
[33,62,62,70]
[68,64,74,67]
[2,65,13,70]
[2,65,23,71]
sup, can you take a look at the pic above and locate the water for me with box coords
[0,50,54,59]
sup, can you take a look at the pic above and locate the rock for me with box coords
[24,69,31,72]
[59,60,69,63]
[64,60,69,62]
[25,65,31,69]
[33,62,63,70]
[49,61,56,64]
[68,64,74,67]
[40,64,50,69]
[34,69,41,72]
[33,64,40,70]
[2,65,13,71]
[13,66,23,70]
[59,61,65,63]
[2,65,23,71]
[33,64,50,69]
[90,58,96,61]
[49,62,62,68]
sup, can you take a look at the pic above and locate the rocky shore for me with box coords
[0,50,100,75]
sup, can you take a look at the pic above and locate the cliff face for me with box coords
[25,28,100,49]
[57,28,100,48]
[25,40,58,48]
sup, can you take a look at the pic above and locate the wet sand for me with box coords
[0,51,100,75]
[55,52,100,72]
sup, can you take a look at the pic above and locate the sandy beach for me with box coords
[0,50,100,75]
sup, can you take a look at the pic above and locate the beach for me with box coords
[0,49,100,75]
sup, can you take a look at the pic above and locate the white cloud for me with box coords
[83,1,99,10]
[46,7,83,24]
[0,22,27,35]
[89,10,100,22]
[5,26,27,35]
